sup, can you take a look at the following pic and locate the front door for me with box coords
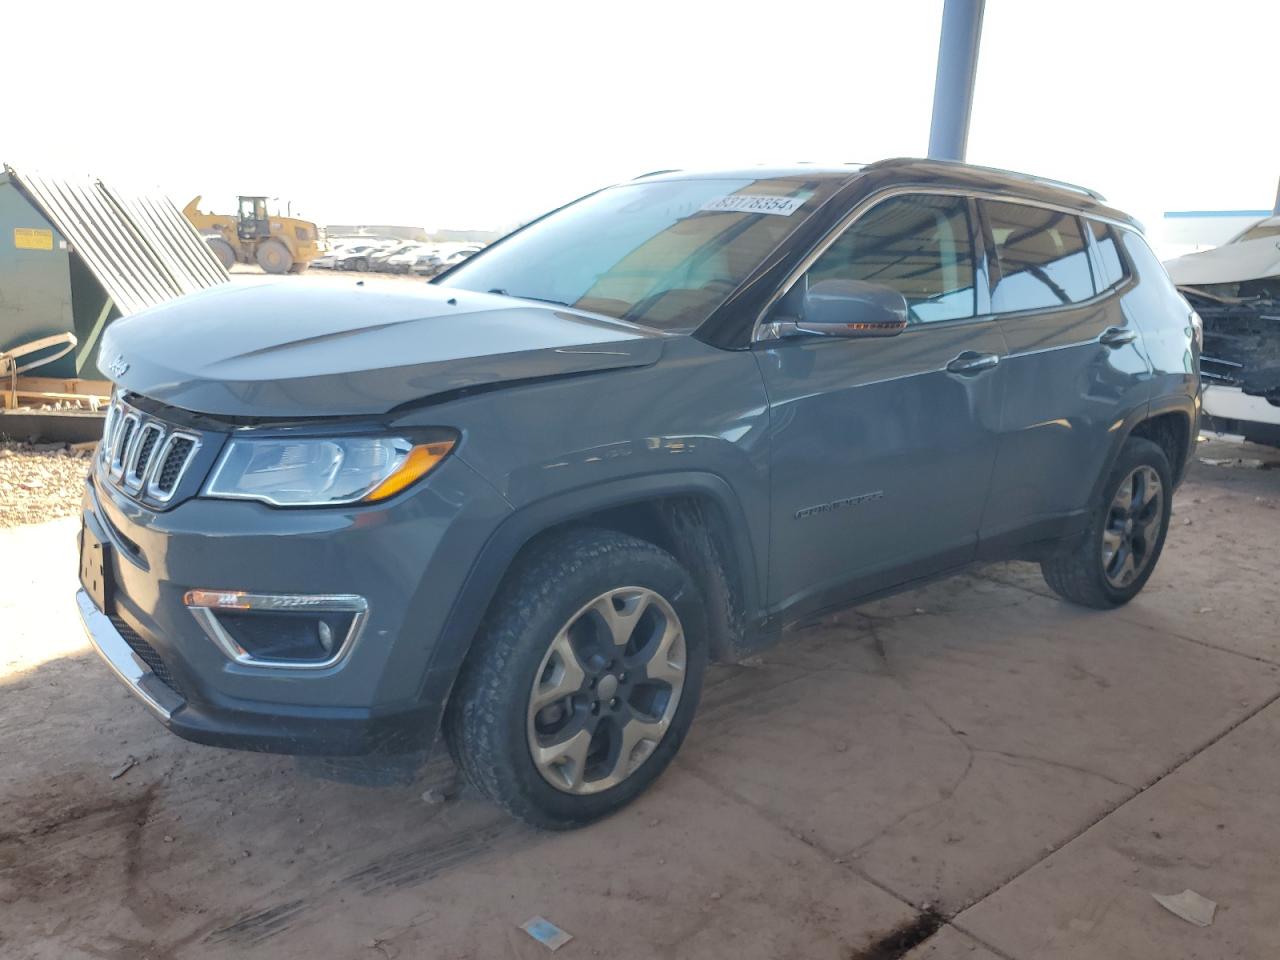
[756,193,1007,617]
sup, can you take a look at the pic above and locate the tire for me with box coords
[288,261,310,274]
[255,239,293,275]
[207,237,236,270]
[353,257,370,272]
[445,528,707,829]
[1041,436,1173,609]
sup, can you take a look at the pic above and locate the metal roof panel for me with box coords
[5,165,227,315]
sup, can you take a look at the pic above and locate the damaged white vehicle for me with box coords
[1165,214,1280,444]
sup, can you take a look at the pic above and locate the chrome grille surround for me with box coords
[123,422,164,491]
[100,397,202,505]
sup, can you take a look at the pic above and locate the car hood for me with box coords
[100,280,666,418]
[1164,237,1280,287]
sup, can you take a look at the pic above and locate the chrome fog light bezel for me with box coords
[184,591,369,670]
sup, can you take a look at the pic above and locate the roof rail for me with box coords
[873,157,1107,203]
[981,164,1107,203]
[632,169,681,179]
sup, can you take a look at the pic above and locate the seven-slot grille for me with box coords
[101,397,201,503]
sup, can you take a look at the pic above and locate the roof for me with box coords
[634,165,862,183]
[633,158,1137,228]
[3,165,228,316]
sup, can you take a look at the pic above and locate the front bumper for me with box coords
[78,453,510,755]
[78,587,184,721]
[1202,384,1280,428]
[76,585,431,753]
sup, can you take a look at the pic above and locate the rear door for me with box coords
[979,200,1152,547]
[756,193,1007,616]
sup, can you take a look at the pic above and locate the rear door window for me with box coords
[807,194,977,324]
[984,201,1095,313]
[1087,220,1128,290]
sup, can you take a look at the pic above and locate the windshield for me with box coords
[437,176,843,331]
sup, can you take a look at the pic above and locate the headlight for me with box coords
[205,435,454,507]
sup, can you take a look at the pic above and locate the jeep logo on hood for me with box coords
[104,353,130,378]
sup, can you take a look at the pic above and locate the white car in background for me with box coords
[1164,214,1280,446]
[387,245,442,275]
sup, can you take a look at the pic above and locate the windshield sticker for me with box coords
[700,194,806,217]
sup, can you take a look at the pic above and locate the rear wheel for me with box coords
[445,528,706,828]
[255,239,293,275]
[1041,436,1172,608]
[207,237,236,270]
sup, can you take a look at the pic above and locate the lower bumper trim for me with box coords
[76,588,186,721]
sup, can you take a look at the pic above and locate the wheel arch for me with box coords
[418,473,766,727]
[1126,399,1196,487]
[1136,407,1192,488]
[1088,398,1196,508]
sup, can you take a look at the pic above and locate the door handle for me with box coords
[1099,326,1138,348]
[946,351,1001,375]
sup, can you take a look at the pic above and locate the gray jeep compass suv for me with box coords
[78,159,1200,827]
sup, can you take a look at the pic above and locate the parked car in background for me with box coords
[79,159,1198,830]
[333,244,387,272]
[386,245,440,275]
[314,242,379,270]
[447,246,484,265]
[408,249,447,276]
[1164,214,1280,446]
[310,248,342,269]
[369,243,420,272]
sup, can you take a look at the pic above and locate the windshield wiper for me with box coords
[487,288,569,307]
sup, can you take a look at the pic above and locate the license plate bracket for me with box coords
[79,520,114,614]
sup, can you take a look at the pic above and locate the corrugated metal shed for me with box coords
[6,165,227,316]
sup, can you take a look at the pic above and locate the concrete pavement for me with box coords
[1,448,1277,959]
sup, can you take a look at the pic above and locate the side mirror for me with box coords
[770,279,909,339]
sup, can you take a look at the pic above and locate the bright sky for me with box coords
[3,0,1276,252]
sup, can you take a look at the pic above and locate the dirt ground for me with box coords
[2,439,1279,960]
[0,443,91,528]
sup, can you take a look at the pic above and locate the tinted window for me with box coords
[808,194,976,324]
[1088,220,1127,289]
[1119,229,1182,296]
[1117,229,1190,336]
[986,201,1094,312]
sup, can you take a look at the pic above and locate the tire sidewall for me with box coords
[478,537,706,826]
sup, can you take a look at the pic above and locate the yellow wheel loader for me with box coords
[183,196,325,275]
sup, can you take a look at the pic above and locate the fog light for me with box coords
[184,591,367,669]
[317,619,334,654]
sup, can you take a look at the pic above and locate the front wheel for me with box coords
[255,239,293,275]
[1041,436,1173,608]
[207,237,236,270]
[445,528,706,828]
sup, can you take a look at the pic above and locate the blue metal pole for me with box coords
[928,0,986,162]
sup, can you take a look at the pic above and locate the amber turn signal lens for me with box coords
[184,589,251,609]
[363,440,455,502]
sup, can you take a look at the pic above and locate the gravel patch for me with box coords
[0,442,93,528]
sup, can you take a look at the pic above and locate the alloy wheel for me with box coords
[526,587,686,794]
[1101,465,1164,588]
